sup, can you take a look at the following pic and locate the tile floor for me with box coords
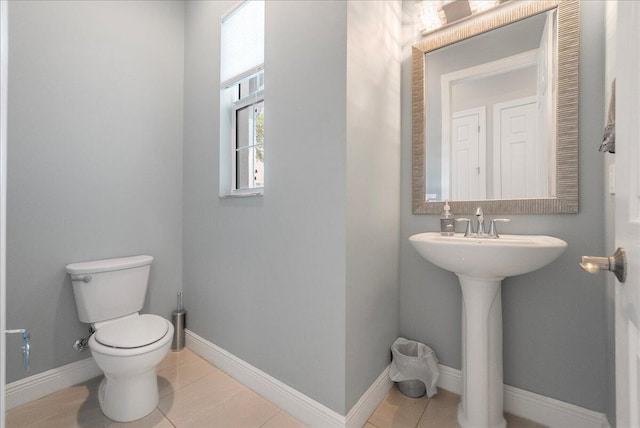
[367,387,544,428]
[7,348,544,428]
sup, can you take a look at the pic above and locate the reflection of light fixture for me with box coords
[417,0,505,35]
[468,0,501,14]
[416,1,445,34]
[442,0,472,24]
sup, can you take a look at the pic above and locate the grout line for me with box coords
[412,389,434,428]
[160,351,228,400]
[415,398,431,428]
[156,404,177,428]
[258,409,282,427]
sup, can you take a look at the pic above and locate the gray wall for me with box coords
[6,1,184,382]
[5,0,402,415]
[183,0,402,415]
[401,0,608,413]
[6,0,610,419]
[345,0,401,411]
[183,0,348,414]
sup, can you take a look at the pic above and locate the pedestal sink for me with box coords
[409,232,567,428]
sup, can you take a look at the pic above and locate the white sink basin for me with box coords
[409,231,567,428]
[409,232,567,279]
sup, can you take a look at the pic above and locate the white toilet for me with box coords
[65,255,174,423]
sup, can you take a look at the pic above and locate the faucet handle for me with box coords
[456,218,474,237]
[488,218,510,238]
[474,207,485,235]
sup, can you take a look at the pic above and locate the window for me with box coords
[233,72,264,190]
[220,0,265,196]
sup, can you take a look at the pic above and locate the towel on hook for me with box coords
[600,78,615,153]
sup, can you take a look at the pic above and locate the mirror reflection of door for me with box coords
[442,57,538,200]
[493,97,539,199]
[426,8,559,203]
[450,107,486,200]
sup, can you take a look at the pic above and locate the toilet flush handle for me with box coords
[71,275,92,283]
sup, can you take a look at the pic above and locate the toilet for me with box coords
[65,255,174,423]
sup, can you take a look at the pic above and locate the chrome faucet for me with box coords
[475,207,485,236]
[452,206,511,238]
[488,218,510,238]
[464,207,510,238]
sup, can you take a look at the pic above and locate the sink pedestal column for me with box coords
[457,275,506,428]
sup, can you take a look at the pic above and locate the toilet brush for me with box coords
[171,291,186,351]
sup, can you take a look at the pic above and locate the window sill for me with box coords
[219,190,264,199]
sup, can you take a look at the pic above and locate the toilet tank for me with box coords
[66,255,154,324]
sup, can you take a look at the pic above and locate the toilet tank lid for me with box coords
[65,255,153,275]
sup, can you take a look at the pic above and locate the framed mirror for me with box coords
[412,0,579,214]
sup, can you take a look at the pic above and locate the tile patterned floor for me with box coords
[6,349,544,428]
[367,387,545,428]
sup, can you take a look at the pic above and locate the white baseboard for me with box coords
[5,356,101,410]
[186,330,609,428]
[185,329,344,427]
[185,329,392,428]
[436,364,611,428]
[503,384,611,428]
[436,363,462,394]
[4,334,609,428]
[345,365,393,428]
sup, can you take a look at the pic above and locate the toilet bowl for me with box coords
[66,255,173,422]
[89,314,174,422]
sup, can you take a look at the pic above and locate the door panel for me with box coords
[451,107,486,200]
[0,1,8,425]
[493,98,537,198]
[616,1,640,425]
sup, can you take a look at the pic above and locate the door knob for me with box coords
[580,247,627,283]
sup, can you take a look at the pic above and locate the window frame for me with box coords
[219,0,265,198]
[230,84,264,194]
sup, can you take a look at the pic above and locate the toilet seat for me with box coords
[95,314,169,349]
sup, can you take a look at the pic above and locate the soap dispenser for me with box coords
[440,201,455,236]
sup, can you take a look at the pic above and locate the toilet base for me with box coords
[98,369,159,422]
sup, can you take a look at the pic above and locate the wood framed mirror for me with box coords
[412,0,579,214]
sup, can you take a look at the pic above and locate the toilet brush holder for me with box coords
[171,310,185,352]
